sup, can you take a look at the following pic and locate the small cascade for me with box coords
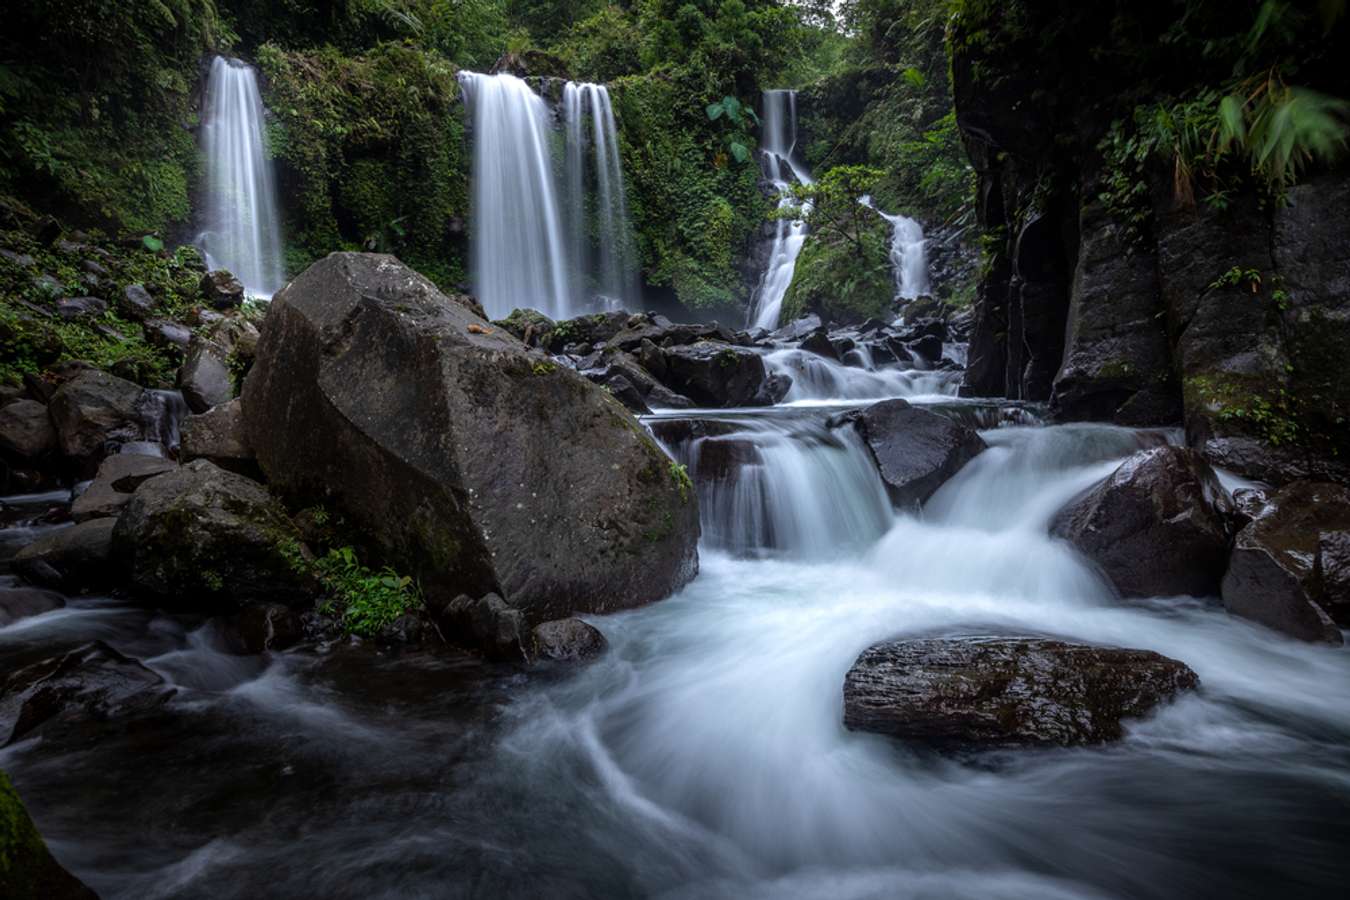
[458,72,573,320]
[651,411,893,557]
[563,82,640,311]
[862,196,929,300]
[198,56,285,298]
[763,348,961,403]
[747,90,813,331]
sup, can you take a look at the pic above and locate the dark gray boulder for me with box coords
[46,370,147,464]
[200,269,244,309]
[1221,481,1350,644]
[178,317,258,414]
[118,283,155,320]
[55,296,107,320]
[442,592,525,660]
[241,253,699,630]
[111,459,313,610]
[1317,530,1350,625]
[0,587,64,626]
[181,397,256,475]
[842,637,1199,749]
[69,453,176,522]
[799,330,838,360]
[11,519,117,592]
[0,399,56,460]
[661,343,769,407]
[530,617,608,662]
[1052,445,1233,598]
[838,399,986,508]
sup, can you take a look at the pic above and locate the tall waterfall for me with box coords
[459,72,573,321]
[861,196,930,301]
[198,56,285,298]
[563,82,639,310]
[747,89,813,332]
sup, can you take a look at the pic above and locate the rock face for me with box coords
[1221,481,1350,644]
[838,399,986,508]
[46,370,146,463]
[111,459,312,610]
[11,519,117,592]
[241,253,699,629]
[0,400,56,460]
[842,637,1199,749]
[0,770,98,899]
[1052,446,1233,597]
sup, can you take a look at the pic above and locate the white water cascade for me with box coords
[564,82,640,311]
[198,56,285,298]
[862,196,930,301]
[459,72,574,320]
[748,90,813,331]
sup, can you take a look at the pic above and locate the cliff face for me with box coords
[950,0,1350,485]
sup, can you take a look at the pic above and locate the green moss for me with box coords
[779,228,896,327]
[669,461,693,503]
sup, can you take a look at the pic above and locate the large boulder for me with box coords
[0,770,97,899]
[1221,481,1350,644]
[241,253,699,629]
[180,397,256,475]
[178,318,258,414]
[0,400,55,460]
[1052,445,1233,598]
[842,637,1199,749]
[46,370,147,464]
[111,459,313,610]
[660,343,769,407]
[11,519,117,592]
[837,399,986,508]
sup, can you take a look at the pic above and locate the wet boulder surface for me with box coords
[1221,480,1350,644]
[1052,445,1234,598]
[0,770,97,899]
[835,398,986,508]
[843,637,1200,749]
[10,518,117,592]
[241,253,700,632]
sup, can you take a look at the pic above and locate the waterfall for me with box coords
[563,82,639,311]
[861,196,930,301]
[198,56,285,298]
[458,72,574,321]
[747,90,814,331]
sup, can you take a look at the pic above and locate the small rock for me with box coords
[530,617,608,662]
[441,592,525,660]
[30,274,63,298]
[69,453,176,522]
[842,636,1199,749]
[0,248,36,268]
[200,270,245,309]
[119,283,156,320]
[80,259,109,279]
[0,399,56,459]
[11,518,118,592]
[55,296,107,320]
[143,318,192,351]
[839,399,986,508]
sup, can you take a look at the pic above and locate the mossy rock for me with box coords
[0,770,96,899]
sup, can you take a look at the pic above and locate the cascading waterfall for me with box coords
[198,56,285,298]
[563,82,640,311]
[458,72,574,321]
[862,195,930,301]
[747,90,813,331]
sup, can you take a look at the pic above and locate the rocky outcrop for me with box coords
[661,343,770,408]
[111,459,313,610]
[1221,481,1350,644]
[11,519,117,592]
[836,399,986,508]
[1052,446,1233,598]
[0,770,97,899]
[242,253,700,630]
[842,636,1199,749]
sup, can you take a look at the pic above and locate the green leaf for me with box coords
[141,235,164,252]
[705,101,724,121]
[729,141,750,163]
[722,96,741,117]
[1217,95,1247,150]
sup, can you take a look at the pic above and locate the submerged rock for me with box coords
[1221,481,1350,644]
[842,637,1199,749]
[1052,445,1233,598]
[241,253,699,632]
[11,519,117,592]
[0,770,97,899]
[112,459,313,610]
[530,617,608,663]
[836,399,986,508]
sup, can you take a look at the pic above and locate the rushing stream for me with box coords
[3,384,1349,897]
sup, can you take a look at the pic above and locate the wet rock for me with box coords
[530,617,608,663]
[842,637,1199,749]
[1317,530,1350,624]
[908,333,943,364]
[758,371,793,405]
[80,258,109,279]
[692,437,762,481]
[69,453,176,522]
[769,314,823,342]
[799,330,838,360]
[839,399,986,508]
[181,397,256,475]
[0,641,174,745]
[494,308,556,347]
[1221,481,1350,644]
[242,253,699,629]
[604,314,733,354]
[178,336,232,414]
[118,283,156,320]
[55,296,106,320]
[11,519,117,592]
[47,370,148,465]
[112,459,313,610]
[0,587,64,626]
[1052,446,1233,598]
[0,400,56,460]
[200,269,245,309]
[143,318,192,352]
[0,771,98,899]
[0,248,36,268]
[441,592,525,660]
[599,373,650,415]
[661,343,768,408]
